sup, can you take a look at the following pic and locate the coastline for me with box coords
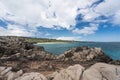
[36,42,70,44]
[0,36,120,80]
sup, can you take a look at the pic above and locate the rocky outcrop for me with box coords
[0,36,113,63]
[82,63,120,80]
[57,46,112,62]
[0,36,55,61]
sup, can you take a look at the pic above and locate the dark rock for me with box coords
[33,46,44,51]
[64,52,73,58]
[19,57,29,62]
[75,47,83,52]
[82,46,89,50]
[109,60,120,65]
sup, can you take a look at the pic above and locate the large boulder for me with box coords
[15,72,47,80]
[57,46,111,62]
[82,63,120,80]
[51,64,85,80]
[48,63,120,80]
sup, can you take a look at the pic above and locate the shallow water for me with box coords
[36,42,120,60]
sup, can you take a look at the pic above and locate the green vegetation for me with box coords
[0,36,76,43]
[25,37,74,43]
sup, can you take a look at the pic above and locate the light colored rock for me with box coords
[7,70,23,80]
[82,63,120,80]
[15,72,47,80]
[93,48,103,55]
[0,56,10,60]
[0,66,23,80]
[82,50,90,55]
[57,54,65,61]
[0,67,5,73]
[9,53,21,59]
[7,72,14,80]
[15,70,23,78]
[72,52,81,61]
[1,67,12,76]
[82,68,102,80]
[47,71,59,80]
[86,54,95,60]
[53,64,85,80]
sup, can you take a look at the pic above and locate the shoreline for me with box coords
[36,42,70,44]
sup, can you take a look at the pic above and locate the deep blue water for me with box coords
[35,42,120,60]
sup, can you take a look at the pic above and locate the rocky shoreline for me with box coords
[0,36,120,80]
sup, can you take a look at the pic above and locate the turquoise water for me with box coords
[35,42,120,60]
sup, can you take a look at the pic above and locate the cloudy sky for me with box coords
[0,0,120,41]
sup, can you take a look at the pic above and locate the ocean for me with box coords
[36,42,120,60]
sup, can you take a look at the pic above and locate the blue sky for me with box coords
[0,0,120,42]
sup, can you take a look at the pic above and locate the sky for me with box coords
[0,0,120,42]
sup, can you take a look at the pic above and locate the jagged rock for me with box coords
[52,64,85,80]
[15,72,47,80]
[82,63,120,80]
[0,36,55,61]
[58,47,111,62]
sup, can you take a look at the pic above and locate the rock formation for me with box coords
[48,63,120,80]
[0,36,55,61]
[82,63,120,80]
[1,63,120,80]
[57,46,112,62]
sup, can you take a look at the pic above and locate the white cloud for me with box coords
[72,24,98,35]
[56,36,81,41]
[113,10,120,25]
[94,0,120,16]
[45,33,51,36]
[78,0,120,24]
[0,0,97,29]
[93,0,120,25]
[0,0,120,37]
[79,8,100,22]
[0,24,35,36]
